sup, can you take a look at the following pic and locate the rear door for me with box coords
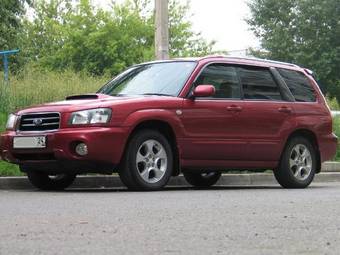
[236,65,296,162]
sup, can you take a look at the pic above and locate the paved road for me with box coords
[1,183,340,255]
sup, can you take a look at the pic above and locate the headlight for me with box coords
[69,108,112,125]
[6,114,17,130]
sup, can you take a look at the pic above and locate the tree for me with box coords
[20,0,214,75]
[168,0,215,57]
[247,0,340,101]
[0,0,31,71]
[0,0,29,50]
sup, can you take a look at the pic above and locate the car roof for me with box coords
[192,55,304,70]
[139,56,304,72]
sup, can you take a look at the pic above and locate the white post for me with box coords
[155,0,169,60]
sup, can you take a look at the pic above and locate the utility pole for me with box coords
[155,0,169,60]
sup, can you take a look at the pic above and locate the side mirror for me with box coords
[192,85,215,98]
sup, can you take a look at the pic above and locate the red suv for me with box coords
[0,56,337,190]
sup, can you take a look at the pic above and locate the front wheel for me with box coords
[183,171,221,187]
[274,137,316,189]
[119,129,173,191]
[24,169,76,191]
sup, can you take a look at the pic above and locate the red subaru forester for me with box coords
[0,56,337,190]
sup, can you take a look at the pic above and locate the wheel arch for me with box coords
[125,119,180,176]
[283,129,321,173]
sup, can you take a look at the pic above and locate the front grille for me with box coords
[19,112,60,131]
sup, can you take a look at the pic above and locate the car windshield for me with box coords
[98,61,197,97]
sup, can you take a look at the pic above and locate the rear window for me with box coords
[278,68,316,102]
[238,67,282,101]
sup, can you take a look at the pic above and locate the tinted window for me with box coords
[194,64,240,99]
[238,67,282,101]
[278,68,316,102]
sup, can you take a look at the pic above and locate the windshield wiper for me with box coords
[142,93,174,97]
[111,93,128,97]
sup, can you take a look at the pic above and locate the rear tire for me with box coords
[274,137,316,189]
[119,129,173,191]
[183,171,221,187]
[24,169,76,191]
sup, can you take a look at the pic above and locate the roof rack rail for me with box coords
[228,56,299,68]
[200,55,299,68]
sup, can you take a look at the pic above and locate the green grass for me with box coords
[0,162,22,176]
[333,116,340,161]
[0,112,21,176]
[0,66,109,114]
[0,112,6,132]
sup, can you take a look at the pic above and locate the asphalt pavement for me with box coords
[1,183,340,255]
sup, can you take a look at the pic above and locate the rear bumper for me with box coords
[0,127,129,173]
[319,133,338,162]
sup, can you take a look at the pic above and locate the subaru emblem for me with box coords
[33,118,43,126]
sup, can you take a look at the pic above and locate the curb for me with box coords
[1,172,340,190]
[321,161,340,172]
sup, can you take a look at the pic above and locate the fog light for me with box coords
[75,143,88,156]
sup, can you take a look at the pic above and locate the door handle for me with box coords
[227,105,242,112]
[278,106,292,113]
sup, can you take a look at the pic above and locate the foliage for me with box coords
[333,116,340,161]
[247,0,340,101]
[0,112,21,176]
[0,0,29,50]
[327,97,340,111]
[168,1,215,57]
[0,65,108,114]
[0,162,21,176]
[0,0,32,71]
[19,0,214,75]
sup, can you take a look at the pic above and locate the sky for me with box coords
[94,0,261,52]
[183,0,260,52]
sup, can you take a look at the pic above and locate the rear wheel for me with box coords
[274,137,316,189]
[183,171,221,187]
[119,129,173,191]
[24,169,76,191]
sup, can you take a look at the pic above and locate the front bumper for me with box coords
[0,127,129,173]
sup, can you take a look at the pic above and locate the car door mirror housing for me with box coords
[192,85,215,98]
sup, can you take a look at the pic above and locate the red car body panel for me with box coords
[0,56,337,174]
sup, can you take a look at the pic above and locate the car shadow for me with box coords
[8,183,331,193]
[56,184,328,193]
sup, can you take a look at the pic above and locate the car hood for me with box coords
[15,93,180,115]
[16,94,133,114]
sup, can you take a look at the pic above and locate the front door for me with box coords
[180,63,248,161]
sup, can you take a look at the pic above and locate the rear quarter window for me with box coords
[278,68,316,102]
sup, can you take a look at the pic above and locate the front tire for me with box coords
[274,137,316,189]
[119,129,173,191]
[183,171,221,187]
[24,169,76,191]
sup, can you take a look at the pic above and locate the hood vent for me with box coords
[66,94,99,100]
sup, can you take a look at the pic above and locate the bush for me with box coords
[0,66,109,114]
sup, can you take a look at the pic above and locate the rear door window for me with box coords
[278,68,316,102]
[237,66,283,101]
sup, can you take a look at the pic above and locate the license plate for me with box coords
[13,136,46,149]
